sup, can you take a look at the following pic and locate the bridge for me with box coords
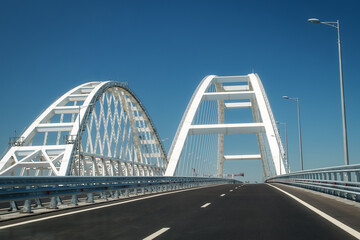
[0,74,359,239]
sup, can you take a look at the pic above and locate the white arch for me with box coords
[165,73,286,178]
[0,81,167,176]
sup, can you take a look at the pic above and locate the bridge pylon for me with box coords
[165,74,286,178]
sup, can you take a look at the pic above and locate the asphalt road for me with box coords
[0,183,358,240]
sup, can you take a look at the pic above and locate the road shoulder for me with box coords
[270,183,360,232]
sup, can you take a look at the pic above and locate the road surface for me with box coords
[0,183,359,239]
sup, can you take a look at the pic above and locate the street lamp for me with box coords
[282,96,303,171]
[276,121,289,173]
[308,18,349,165]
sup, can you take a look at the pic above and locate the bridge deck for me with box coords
[0,184,358,239]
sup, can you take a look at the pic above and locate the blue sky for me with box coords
[0,0,359,182]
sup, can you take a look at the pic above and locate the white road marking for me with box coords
[220,194,226,197]
[0,184,222,230]
[268,184,360,239]
[143,227,170,240]
[201,203,211,208]
[229,190,233,192]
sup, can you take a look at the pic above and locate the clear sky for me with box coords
[0,0,359,182]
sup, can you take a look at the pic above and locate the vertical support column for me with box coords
[215,83,225,178]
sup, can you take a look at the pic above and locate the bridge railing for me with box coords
[266,164,360,202]
[0,176,237,215]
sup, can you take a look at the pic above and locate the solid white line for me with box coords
[201,203,211,208]
[268,184,360,239]
[143,227,170,240]
[220,194,226,197]
[0,184,221,230]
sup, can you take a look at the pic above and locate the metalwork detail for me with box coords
[0,176,237,214]
[165,74,286,178]
[0,81,167,177]
[267,164,360,202]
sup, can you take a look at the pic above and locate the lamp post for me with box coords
[283,96,303,171]
[276,121,289,173]
[308,18,349,165]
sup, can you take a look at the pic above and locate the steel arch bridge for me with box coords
[0,73,286,179]
[0,81,167,177]
[165,73,287,178]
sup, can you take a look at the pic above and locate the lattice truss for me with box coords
[0,81,167,176]
[165,74,287,178]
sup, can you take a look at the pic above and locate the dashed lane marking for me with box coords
[220,194,226,197]
[143,227,170,240]
[201,203,211,208]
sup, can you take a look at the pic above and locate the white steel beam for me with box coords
[249,74,286,175]
[80,87,94,94]
[202,91,254,101]
[68,94,88,102]
[188,123,264,135]
[213,76,249,83]
[224,102,252,109]
[36,123,74,132]
[223,85,249,91]
[165,75,217,176]
[54,106,80,114]
[224,154,262,161]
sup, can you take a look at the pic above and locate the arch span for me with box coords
[0,81,167,176]
[165,74,287,178]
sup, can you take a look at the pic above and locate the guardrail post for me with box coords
[49,197,58,209]
[57,196,63,205]
[340,172,344,181]
[9,201,19,212]
[86,193,94,203]
[34,198,43,208]
[21,200,32,213]
[114,190,120,198]
[99,192,108,200]
[347,172,352,182]
[70,195,78,205]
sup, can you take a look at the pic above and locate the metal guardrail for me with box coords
[266,164,360,202]
[0,176,238,214]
